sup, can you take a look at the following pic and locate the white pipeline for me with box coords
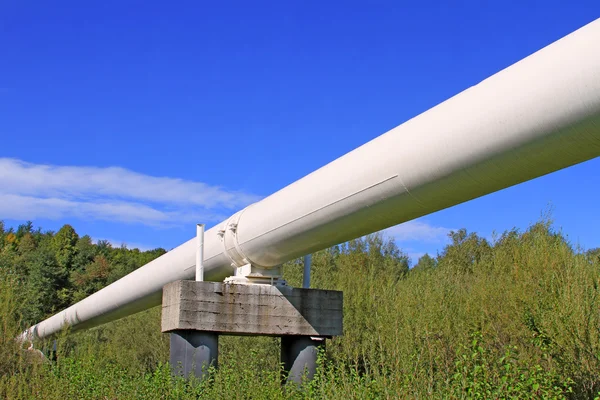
[25,18,600,340]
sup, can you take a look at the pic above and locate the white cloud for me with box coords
[380,220,453,266]
[382,219,454,243]
[0,158,259,226]
[0,158,257,208]
[92,237,160,252]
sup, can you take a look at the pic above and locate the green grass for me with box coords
[1,218,600,398]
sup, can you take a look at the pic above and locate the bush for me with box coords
[1,220,599,398]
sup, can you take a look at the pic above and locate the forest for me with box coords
[1,218,600,399]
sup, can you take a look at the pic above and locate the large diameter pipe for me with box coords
[25,18,600,340]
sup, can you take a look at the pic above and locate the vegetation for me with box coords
[1,218,600,398]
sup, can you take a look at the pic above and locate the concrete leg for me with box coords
[170,330,218,379]
[281,336,325,385]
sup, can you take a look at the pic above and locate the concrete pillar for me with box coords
[281,336,325,385]
[170,330,218,379]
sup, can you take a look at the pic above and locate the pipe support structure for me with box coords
[161,280,343,382]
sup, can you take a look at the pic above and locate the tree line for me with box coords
[0,221,166,327]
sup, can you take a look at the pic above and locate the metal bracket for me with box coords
[223,263,287,286]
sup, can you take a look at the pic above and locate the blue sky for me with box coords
[1,1,599,264]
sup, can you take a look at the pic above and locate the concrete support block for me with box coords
[170,330,218,379]
[162,280,343,383]
[162,281,343,337]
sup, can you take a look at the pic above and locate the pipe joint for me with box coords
[220,210,252,268]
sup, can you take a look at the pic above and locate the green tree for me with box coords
[53,224,79,276]
[412,253,437,271]
[15,221,33,239]
[72,235,97,272]
[22,240,62,324]
[586,247,600,263]
[71,255,112,302]
[438,228,491,273]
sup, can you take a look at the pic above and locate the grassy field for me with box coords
[1,218,599,399]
